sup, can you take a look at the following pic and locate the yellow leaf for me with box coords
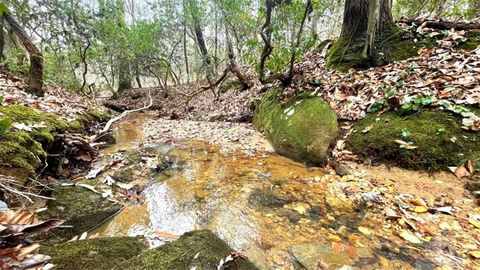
[399,230,422,244]
[468,219,480,229]
[413,206,428,213]
[468,250,480,259]
[358,226,371,236]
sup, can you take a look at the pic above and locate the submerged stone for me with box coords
[119,230,259,270]
[292,243,378,270]
[41,237,146,270]
[39,186,122,242]
[347,110,480,171]
[253,88,338,165]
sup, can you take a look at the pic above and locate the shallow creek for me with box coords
[90,113,457,269]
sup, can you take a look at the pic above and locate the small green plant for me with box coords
[0,118,12,135]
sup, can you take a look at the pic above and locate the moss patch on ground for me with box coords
[253,88,338,165]
[41,237,146,270]
[119,230,258,270]
[347,109,480,171]
[0,105,109,173]
[38,186,122,242]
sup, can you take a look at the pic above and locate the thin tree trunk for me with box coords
[183,16,190,82]
[285,0,313,84]
[3,13,43,96]
[117,57,132,92]
[259,0,275,82]
[188,0,212,80]
[0,17,5,60]
[226,30,252,89]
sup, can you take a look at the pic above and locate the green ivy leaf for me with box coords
[0,95,3,105]
[368,100,387,113]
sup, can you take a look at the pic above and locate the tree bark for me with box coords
[226,30,252,89]
[259,0,275,82]
[117,57,132,92]
[188,0,213,81]
[3,13,43,96]
[327,0,396,71]
[0,17,5,60]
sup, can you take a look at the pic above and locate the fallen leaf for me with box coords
[468,250,480,259]
[358,226,371,236]
[412,206,428,213]
[399,230,422,244]
[468,219,480,229]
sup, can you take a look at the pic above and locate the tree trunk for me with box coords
[188,0,213,81]
[259,0,275,82]
[327,0,398,71]
[0,17,5,60]
[117,57,132,92]
[3,13,43,96]
[226,30,252,89]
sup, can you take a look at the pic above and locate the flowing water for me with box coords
[92,114,441,269]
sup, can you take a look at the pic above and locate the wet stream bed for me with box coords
[85,113,480,269]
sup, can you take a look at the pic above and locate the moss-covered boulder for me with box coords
[41,237,146,270]
[0,105,109,173]
[38,186,122,242]
[347,110,480,171]
[119,230,258,270]
[253,88,338,165]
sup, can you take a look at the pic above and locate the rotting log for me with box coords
[397,19,480,31]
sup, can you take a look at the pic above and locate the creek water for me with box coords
[92,114,439,269]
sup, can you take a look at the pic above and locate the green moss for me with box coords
[0,105,109,173]
[38,186,122,242]
[327,24,423,71]
[119,230,258,270]
[41,237,146,270]
[253,88,338,165]
[347,110,480,171]
[326,36,368,72]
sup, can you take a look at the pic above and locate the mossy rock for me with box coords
[38,186,122,242]
[0,105,109,173]
[41,237,146,270]
[119,230,258,270]
[347,110,480,171]
[253,88,338,165]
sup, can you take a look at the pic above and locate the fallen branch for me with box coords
[90,90,153,142]
[0,175,54,204]
[397,19,480,31]
[184,68,230,106]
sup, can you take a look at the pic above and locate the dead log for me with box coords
[397,19,480,31]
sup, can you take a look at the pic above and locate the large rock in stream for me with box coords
[253,88,338,165]
[347,109,480,171]
[119,230,259,270]
[39,186,122,242]
[41,237,147,270]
